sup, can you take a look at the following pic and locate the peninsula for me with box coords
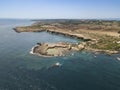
[14,19,120,56]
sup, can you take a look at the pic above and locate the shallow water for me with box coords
[0,19,120,90]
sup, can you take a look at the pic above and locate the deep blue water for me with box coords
[0,19,120,90]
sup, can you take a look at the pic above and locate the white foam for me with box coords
[30,45,39,54]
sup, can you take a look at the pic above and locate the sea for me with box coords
[0,19,120,90]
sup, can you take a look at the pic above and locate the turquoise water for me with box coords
[0,19,120,90]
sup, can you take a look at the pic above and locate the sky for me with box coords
[0,0,120,19]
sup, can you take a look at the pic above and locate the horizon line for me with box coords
[0,17,120,20]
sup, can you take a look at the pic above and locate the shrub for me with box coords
[118,31,120,34]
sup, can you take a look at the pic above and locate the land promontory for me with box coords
[14,19,120,56]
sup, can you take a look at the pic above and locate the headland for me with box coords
[14,19,120,56]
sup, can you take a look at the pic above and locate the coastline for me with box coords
[29,42,86,57]
[14,20,120,57]
[14,27,92,41]
[30,42,119,57]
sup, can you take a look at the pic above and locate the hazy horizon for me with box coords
[0,0,120,19]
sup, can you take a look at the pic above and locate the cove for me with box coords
[0,19,120,90]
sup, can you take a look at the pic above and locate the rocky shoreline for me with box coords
[30,42,86,57]
[14,27,92,41]
[30,42,119,57]
[14,20,120,57]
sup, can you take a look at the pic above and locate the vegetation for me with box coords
[88,35,120,51]
[118,31,120,34]
[14,19,120,53]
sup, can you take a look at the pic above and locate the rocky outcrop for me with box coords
[13,27,45,33]
[30,42,86,57]
[14,20,120,56]
[14,26,92,41]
